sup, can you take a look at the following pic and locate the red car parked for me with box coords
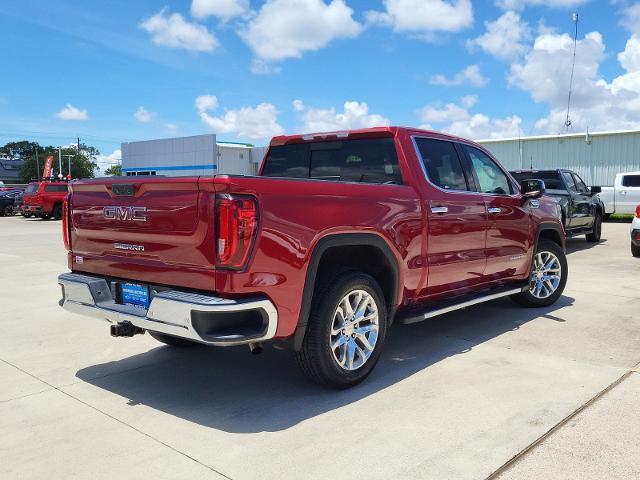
[57,127,567,388]
[22,181,69,219]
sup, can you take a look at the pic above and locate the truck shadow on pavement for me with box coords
[565,237,607,254]
[76,295,574,433]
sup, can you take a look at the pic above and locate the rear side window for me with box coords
[622,175,640,187]
[44,184,68,193]
[562,172,577,192]
[262,138,402,184]
[415,138,468,191]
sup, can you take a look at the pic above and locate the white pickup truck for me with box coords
[598,171,640,216]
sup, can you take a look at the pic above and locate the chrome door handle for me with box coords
[487,207,502,214]
[431,206,448,214]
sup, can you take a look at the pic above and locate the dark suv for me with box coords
[511,169,604,242]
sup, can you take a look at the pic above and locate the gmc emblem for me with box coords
[103,206,147,222]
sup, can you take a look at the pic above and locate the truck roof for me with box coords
[269,126,486,149]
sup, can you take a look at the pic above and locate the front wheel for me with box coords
[52,204,62,220]
[586,212,602,242]
[296,271,388,389]
[512,240,568,308]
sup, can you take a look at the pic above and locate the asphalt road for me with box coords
[0,216,638,480]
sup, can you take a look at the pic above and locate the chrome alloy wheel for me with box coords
[529,251,562,299]
[330,290,379,371]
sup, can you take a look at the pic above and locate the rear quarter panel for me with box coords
[206,176,424,338]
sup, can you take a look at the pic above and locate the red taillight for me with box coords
[62,196,71,251]
[215,195,258,269]
[635,205,640,218]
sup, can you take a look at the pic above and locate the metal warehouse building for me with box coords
[478,129,640,187]
[121,134,265,177]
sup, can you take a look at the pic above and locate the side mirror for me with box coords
[520,179,545,200]
[590,186,602,194]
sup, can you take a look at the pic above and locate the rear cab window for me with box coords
[44,184,68,193]
[510,171,563,190]
[262,138,402,184]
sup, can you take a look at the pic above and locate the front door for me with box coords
[562,171,591,229]
[413,137,488,297]
[461,144,531,282]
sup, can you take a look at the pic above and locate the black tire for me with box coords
[148,331,197,347]
[0,205,10,216]
[512,240,568,308]
[632,243,640,258]
[23,213,32,218]
[39,213,51,220]
[585,212,602,242]
[296,271,388,389]
[51,204,62,221]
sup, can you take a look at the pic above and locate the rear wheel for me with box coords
[586,212,602,242]
[512,240,568,308]
[52,204,62,220]
[632,243,640,258]
[296,271,388,389]
[148,331,197,347]
[1,205,11,216]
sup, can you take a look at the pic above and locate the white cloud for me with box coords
[239,0,361,70]
[468,11,531,61]
[195,94,284,139]
[365,0,473,36]
[430,64,488,87]
[294,100,390,132]
[95,149,121,172]
[191,0,249,20]
[165,123,178,133]
[509,29,640,133]
[496,0,587,10]
[133,106,156,123]
[419,97,522,140]
[620,3,640,34]
[140,9,219,52]
[55,104,88,121]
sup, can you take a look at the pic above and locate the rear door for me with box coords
[618,174,640,214]
[462,145,531,282]
[413,137,488,296]
[69,177,217,291]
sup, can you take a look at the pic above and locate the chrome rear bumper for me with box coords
[57,272,278,346]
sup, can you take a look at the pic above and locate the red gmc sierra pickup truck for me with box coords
[58,127,567,388]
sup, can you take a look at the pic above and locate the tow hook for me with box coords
[249,342,263,355]
[110,322,145,338]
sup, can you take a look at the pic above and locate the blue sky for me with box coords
[2,0,640,170]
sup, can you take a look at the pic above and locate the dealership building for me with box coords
[479,129,640,187]
[121,134,267,177]
[120,129,640,187]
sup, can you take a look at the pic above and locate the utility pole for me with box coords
[35,145,40,181]
[565,12,579,132]
[63,155,73,178]
[77,137,81,157]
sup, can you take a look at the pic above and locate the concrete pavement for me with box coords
[0,216,638,479]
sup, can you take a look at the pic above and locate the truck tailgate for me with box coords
[69,177,217,291]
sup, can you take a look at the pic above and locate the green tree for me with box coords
[17,142,99,182]
[104,164,122,176]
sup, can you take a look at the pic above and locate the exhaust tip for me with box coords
[248,342,263,355]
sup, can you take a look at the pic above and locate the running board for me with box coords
[396,286,527,325]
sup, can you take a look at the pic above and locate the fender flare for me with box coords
[534,222,566,253]
[290,233,400,351]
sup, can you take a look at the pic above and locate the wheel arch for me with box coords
[291,233,401,351]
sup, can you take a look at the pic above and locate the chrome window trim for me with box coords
[410,135,520,198]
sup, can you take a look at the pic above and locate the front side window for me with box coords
[562,172,577,192]
[622,175,640,187]
[464,145,512,195]
[572,173,588,193]
[415,138,468,191]
[24,184,38,194]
